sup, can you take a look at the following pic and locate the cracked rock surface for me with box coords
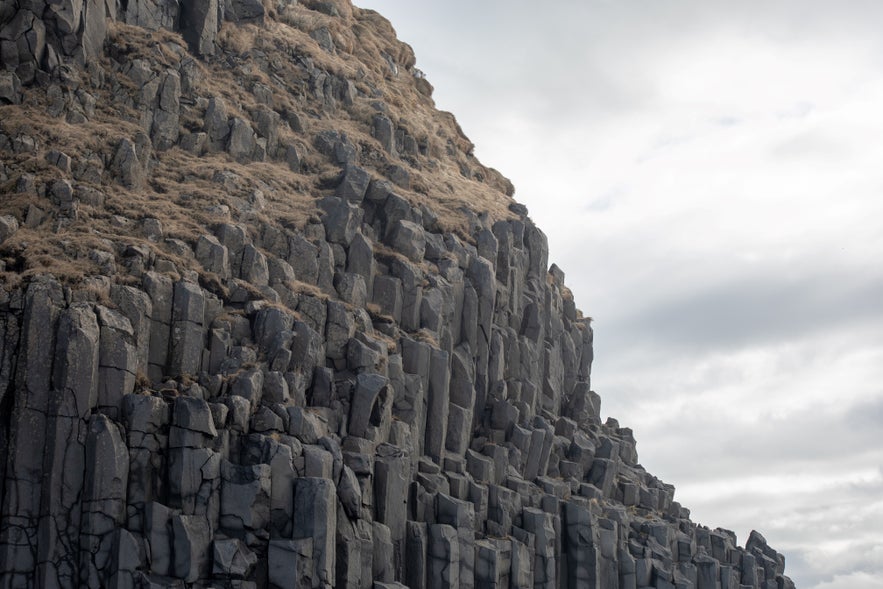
[0,0,795,587]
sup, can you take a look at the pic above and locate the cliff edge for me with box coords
[0,1,794,588]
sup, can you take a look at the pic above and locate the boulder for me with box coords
[228,0,265,22]
[182,0,220,56]
[111,138,144,188]
[335,164,371,203]
[388,219,426,263]
[0,71,22,105]
[320,196,363,245]
[227,117,258,162]
[151,69,181,150]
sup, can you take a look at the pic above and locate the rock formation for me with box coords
[0,1,795,588]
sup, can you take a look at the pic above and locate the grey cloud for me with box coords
[696,419,876,483]
[844,397,883,435]
[631,400,883,485]
[770,129,850,161]
[714,116,742,127]
[601,268,883,352]
[776,541,883,589]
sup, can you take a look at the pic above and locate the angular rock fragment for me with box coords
[213,537,258,578]
[388,219,426,263]
[336,164,371,203]
[0,216,19,244]
[220,462,271,531]
[182,0,220,56]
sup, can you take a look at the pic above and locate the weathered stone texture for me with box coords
[0,2,795,588]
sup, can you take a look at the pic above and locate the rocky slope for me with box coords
[0,1,795,588]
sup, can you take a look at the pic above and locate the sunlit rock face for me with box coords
[0,1,794,587]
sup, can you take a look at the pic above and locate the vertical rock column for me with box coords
[375,443,409,581]
[293,477,337,589]
[466,256,496,424]
[437,494,475,589]
[423,348,450,463]
[96,305,137,418]
[79,415,129,588]
[168,396,221,535]
[475,538,512,588]
[445,345,476,457]
[144,272,173,381]
[428,524,459,589]
[406,521,429,589]
[122,394,170,532]
[401,337,431,461]
[0,278,65,586]
[696,551,722,589]
[564,501,601,589]
[170,280,205,377]
[522,507,557,589]
[37,304,99,588]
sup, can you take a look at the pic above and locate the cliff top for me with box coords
[0,0,517,289]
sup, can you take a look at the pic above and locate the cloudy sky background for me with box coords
[355,2,883,587]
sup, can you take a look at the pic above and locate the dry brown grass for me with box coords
[411,328,440,348]
[286,279,328,299]
[107,21,190,68]
[1,0,523,292]
[249,297,301,318]
[0,225,113,281]
[210,4,518,234]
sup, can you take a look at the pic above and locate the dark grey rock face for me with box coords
[0,214,793,588]
[0,1,795,588]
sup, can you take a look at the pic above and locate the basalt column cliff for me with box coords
[0,1,795,588]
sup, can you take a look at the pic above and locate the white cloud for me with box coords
[807,572,883,589]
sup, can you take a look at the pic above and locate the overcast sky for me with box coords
[355,2,883,587]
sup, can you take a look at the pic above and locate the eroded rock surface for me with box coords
[0,1,794,587]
